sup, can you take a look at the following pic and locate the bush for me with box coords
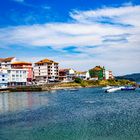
[74,78,82,83]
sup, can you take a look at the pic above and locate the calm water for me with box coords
[0,88,140,140]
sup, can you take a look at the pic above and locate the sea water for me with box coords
[0,88,140,140]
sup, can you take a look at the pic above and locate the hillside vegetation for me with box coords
[116,73,140,82]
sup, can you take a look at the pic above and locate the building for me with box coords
[0,69,8,88]
[105,70,110,80]
[89,66,105,80]
[0,57,17,69]
[59,69,67,81]
[7,69,28,86]
[0,57,29,86]
[0,58,3,68]
[59,68,75,82]
[11,61,33,82]
[109,70,114,79]
[34,58,59,83]
[105,70,114,80]
[75,71,90,80]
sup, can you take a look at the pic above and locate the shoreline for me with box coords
[0,79,138,93]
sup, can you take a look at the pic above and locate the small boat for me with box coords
[121,86,136,91]
[69,88,79,91]
[105,86,124,93]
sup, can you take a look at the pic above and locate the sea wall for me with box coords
[0,79,137,93]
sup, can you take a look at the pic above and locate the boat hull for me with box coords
[121,87,136,91]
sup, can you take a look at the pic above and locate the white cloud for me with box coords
[0,5,140,75]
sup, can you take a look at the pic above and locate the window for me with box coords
[2,79,5,81]
[2,75,5,77]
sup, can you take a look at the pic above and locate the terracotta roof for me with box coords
[12,61,32,65]
[92,66,103,71]
[35,58,58,64]
[1,57,15,62]
[0,58,4,62]
[76,71,86,74]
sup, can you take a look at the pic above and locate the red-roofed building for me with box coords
[34,58,59,83]
[11,61,33,82]
[59,68,75,82]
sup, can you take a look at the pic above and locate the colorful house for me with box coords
[89,66,105,80]
[11,61,33,82]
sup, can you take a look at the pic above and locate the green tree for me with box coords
[74,78,82,83]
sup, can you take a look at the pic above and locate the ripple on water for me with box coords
[0,88,140,140]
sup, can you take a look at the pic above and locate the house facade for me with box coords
[0,69,8,88]
[105,70,114,80]
[7,69,28,86]
[0,57,17,69]
[89,66,105,80]
[59,68,75,82]
[34,58,59,83]
[75,71,90,80]
[11,61,33,82]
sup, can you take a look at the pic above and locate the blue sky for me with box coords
[0,0,140,75]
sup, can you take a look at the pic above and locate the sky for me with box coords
[0,0,140,75]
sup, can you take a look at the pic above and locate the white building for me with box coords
[105,70,114,80]
[7,69,28,86]
[66,68,75,81]
[59,68,76,82]
[0,69,8,88]
[76,71,90,80]
[0,57,17,69]
[34,58,59,83]
[105,70,110,80]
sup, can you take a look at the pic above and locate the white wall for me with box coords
[1,58,17,69]
[105,70,110,80]
[0,69,8,87]
[8,69,27,83]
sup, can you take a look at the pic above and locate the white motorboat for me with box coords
[105,86,125,93]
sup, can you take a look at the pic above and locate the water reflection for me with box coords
[0,92,48,113]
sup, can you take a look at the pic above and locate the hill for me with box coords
[116,73,140,82]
